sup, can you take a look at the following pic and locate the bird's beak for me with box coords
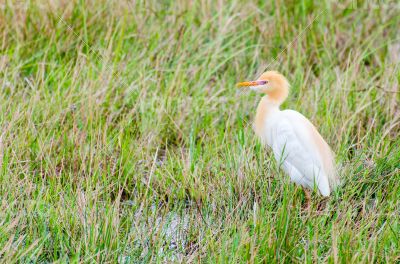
[236,80,267,87]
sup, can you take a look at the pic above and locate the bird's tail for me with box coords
[326,153,340,190]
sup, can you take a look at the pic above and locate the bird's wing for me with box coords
[283,110,338,188]
[271,115,330,195]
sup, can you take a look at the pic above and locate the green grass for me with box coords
[0,0,399,262]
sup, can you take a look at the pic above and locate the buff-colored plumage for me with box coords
[238,71,339,196]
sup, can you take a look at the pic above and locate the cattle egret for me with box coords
[237,71,339,204]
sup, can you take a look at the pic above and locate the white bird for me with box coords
[237,71,339,203]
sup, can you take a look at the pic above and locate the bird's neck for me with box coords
[266,86,288,104]
[254,96,280,138]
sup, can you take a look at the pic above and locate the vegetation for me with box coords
[0,0,399,262]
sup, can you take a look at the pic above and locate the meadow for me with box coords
[0,0,399,262]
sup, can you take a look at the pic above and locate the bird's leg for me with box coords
[302,187,311,211]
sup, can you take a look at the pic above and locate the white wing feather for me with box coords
[270,111,331,196]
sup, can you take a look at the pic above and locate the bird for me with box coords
[237,71,339,206]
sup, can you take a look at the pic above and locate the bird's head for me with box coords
[237,71,290,104]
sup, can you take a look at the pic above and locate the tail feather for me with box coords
[326,152,340,190]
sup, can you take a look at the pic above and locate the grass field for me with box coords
[0,0,399,262]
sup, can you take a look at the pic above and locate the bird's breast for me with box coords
[253,100,279,145]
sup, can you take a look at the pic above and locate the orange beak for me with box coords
[236,80,267,87]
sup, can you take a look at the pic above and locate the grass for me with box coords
[0,0,399,262]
